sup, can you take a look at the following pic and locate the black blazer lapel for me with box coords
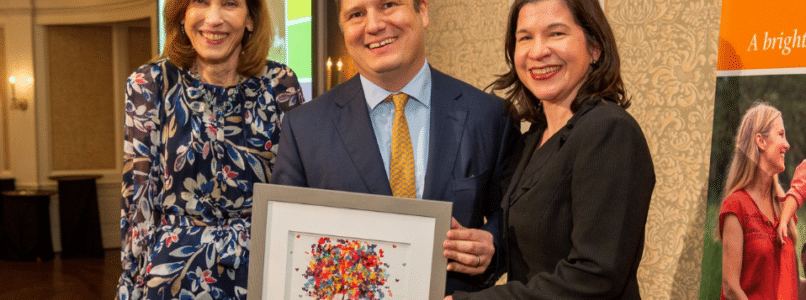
[504,122,543,207]
[331,76,393,196]
[423,68,466,200]
[504,99,601,207]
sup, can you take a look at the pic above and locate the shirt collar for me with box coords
[361,60,431,110]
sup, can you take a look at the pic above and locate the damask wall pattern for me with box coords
[608,0,720,298]
[425,0,721,298]
[424,0,511,90]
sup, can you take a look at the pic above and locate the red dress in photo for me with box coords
[719,189,797,300]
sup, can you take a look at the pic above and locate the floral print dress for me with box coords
[117,58,303,300]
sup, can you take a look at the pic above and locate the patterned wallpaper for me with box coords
[424,0,511,90]
[609,0,720,298]
[425,0,721,298]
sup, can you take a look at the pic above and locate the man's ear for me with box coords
[419,0,429,29]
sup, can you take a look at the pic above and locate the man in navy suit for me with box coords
[271,0,515,294]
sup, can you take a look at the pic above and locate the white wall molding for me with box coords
[0,8,33,15]
[1,0,155,188]
[0,0,32,10]
[1,11,37,187]
[32,1,155,189]
[33,23,48,189]
[34,0,135,9]
[34,0,155,25]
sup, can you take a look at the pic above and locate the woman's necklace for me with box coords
[191,63,245,142]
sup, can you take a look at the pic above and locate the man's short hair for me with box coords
[334,0,422,15]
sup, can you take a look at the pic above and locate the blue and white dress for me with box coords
[117,58,303,300]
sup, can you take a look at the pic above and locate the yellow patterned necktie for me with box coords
[386,93,416,198]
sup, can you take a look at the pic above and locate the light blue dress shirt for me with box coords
[361,61,432,199]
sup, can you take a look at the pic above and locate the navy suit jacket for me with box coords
[271,66,517,295]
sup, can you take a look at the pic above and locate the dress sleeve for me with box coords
[455,109,656,299]
[719,193,746,237]
[270,64,305,113]
[117,63,163,299]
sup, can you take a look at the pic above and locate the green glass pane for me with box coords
[287,1,311,20]
[287,21,312,79]
[268,36,287,66]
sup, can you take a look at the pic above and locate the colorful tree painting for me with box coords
[301,237,390,299]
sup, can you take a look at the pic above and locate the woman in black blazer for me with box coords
[447,0,655,299]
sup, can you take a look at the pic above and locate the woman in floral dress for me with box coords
[116,0,303,299]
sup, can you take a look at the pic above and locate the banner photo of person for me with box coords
[700,1,806,299]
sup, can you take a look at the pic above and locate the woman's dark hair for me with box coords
[493,0,629,122]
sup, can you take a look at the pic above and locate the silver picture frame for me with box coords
[248,183,452,299]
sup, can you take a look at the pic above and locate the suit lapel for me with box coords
[423,68,466,200]
[331,76,393,196]
[504,122,542,207]
[504,99,601,207]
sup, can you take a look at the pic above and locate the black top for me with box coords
[454,99,655,299]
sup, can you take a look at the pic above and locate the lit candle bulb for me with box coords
[336,59,343,86]
[326,58,333,91]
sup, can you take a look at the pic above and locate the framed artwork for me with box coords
[248,184,453,300]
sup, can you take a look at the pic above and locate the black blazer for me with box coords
[271,66,518,294]
[454,99,655,299]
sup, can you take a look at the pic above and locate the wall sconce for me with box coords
[9,77,29,111]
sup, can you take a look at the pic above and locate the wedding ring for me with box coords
[475,255,481,267]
